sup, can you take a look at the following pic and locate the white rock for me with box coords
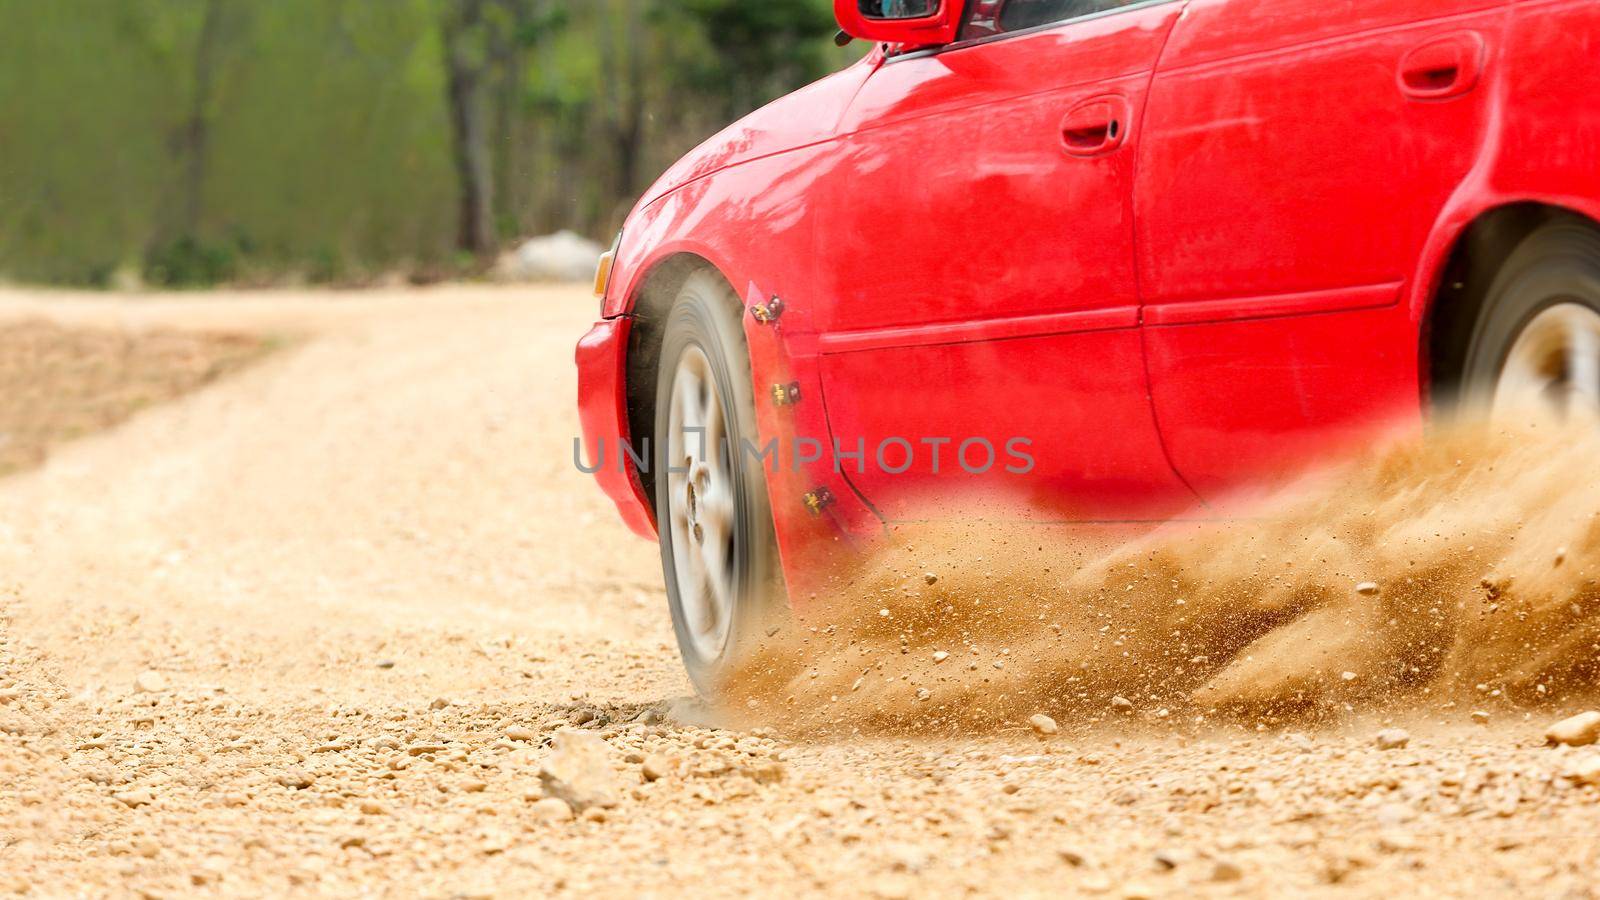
[1028,714,1058,736]
[1562,753,1600,786]
[134,671,167,693]
[1546,711,1600,747]
[1374,728,1410,751]
[641,753,676,782]
[883,841,931,873]
[530,797,574,823]
[1377,830,1418,853]
[537,729,620,811]
[493,231,605,283]
[112,789,155,808]
[1375,802,1413,827]
[275,771,315,790]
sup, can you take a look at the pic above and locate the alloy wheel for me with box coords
[1494,302,1600,416]
[664,344,739,662]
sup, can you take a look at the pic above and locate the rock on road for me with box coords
[0,285,1597,897]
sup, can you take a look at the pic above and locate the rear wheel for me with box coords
[1457,221,1600,415]
[652,271,781,694]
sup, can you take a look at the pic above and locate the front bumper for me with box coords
[575,317,657,539]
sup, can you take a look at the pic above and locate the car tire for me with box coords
[1458,219,1600,414]
[652,271,783,695]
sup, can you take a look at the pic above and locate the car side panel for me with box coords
[1398,0,1600,342]
[821,7,1182,331]
[613,145,891,600]
[1482,0,1600,233]
[812,3,1201,523]
[1141,303,1423,510]
[628,55,881,216]
[818,326,1207,523]
[602,56,880,319]
[1139,0,1505,304]
[1137,0,1509,502]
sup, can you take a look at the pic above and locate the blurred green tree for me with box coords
[664,0,840,122]
[0,0,854,285]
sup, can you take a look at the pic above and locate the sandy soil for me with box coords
[0,320,272,476]
[0,284,1597,898]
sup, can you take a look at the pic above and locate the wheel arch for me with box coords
[1422,201,1600,405]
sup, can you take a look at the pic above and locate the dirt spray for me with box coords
[721,411,1600,737]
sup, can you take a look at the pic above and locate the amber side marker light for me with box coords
[594,232,621,312]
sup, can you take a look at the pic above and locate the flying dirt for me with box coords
[724,413,1600,738]
[1,285,1598,898]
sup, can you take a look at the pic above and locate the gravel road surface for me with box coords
[0,285,1597,898]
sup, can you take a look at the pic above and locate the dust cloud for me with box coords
[723,410,1600,737]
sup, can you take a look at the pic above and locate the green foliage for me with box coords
[143,235,243,288]
[663,0,840,118]
[0,0,855,286]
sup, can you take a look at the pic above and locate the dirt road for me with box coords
[0,285,1597,898]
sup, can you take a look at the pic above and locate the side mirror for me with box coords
[833,0,962,47]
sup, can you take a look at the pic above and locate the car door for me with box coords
[1136,0,1509,501]
[810,0,1199,523]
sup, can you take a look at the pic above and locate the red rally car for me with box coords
[578,0,1600,691]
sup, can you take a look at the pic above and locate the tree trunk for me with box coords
[492,0,539,238]
[442,0,496,257]
[180,0,228,238]
[618,5,645,200]
[599,0,645,228]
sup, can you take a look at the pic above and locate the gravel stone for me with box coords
[641,754,676,782]
[1211,859,1244,882]
[1375,729,1411,751]
[538,729,620,811]
[530,797,574,823]
[1546,711,1600,747]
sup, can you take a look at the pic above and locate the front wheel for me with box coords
[652,271,782,695]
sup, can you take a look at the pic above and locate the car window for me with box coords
[959,0,1149,41]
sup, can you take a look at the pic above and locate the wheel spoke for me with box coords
[1568,315,1600,407]
[1496,303,1600,419]
[676,370,704,440]
[1495,352,1545,412]
[683,550,720,638]
[700,481,735,532]
[663,344,738,663]
[703,382,725,464]
[698,533,733,636]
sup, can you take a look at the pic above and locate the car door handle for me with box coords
[1060,95,1131,157]
[1399,31,1486,100]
